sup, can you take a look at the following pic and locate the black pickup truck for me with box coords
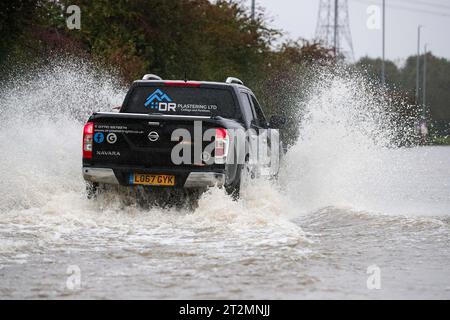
[82,74,283,198]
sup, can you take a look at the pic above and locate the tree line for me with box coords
[355,54,450,137]
[1,0,448,143]
[1,0,335,144]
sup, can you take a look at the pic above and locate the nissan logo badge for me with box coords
[148,131,159,142]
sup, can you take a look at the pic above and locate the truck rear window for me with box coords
[123,86,239,118]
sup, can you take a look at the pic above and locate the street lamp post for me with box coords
[381,0,385,86]
[415,25,422,106]
[423,44,427,120]
[334,0,338,57]
[251,0,255,22]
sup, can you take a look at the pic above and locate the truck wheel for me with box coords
[239,162,253,190]
[228,161,256,199]
[86,182,99,199]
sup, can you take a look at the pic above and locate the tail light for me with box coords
[83,122,94,159]
[215,128,229,164]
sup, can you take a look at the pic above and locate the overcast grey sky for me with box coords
[256,0,450,62]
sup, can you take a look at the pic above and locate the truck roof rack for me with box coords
[142,74,162,80]
[225,77,244,85]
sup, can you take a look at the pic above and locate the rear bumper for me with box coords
[82,167,225,188]
[183,172,225,188]
[83,167,120,184]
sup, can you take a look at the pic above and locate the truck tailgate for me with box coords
[89,112,221,168]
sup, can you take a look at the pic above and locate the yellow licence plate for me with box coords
[131,173,175,186]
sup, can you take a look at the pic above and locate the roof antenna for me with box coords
[184,71,187,83]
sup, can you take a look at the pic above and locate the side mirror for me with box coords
[269,115,286,129]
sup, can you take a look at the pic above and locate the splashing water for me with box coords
[0,60,449,299]
[0,59,126,211]
[281,68,450,216]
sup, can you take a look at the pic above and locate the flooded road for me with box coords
[0,62,449,299]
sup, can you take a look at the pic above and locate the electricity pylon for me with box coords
[315,0,355,61]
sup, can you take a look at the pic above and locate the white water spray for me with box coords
[281,68,449,216]
[0,60,125,211]
[0,60,448,217]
